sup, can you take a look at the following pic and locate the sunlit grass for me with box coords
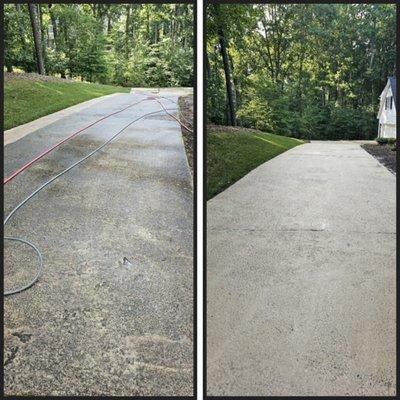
[207,127,308,199]
[4,79,130,130]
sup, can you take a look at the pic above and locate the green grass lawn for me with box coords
[207,126,307,199]
[4,79,130,130]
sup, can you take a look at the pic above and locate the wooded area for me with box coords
[207,4,396,140]
[5,3,194,87]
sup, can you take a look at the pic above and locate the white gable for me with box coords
[377,80,390,118]
[377,78,396,138]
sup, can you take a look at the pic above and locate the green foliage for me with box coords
[379,137,397,152]
[376,137,389,145]
[123,37,193,87]
[206,66,227,125]
[207,128,306,199]
[236,99,275,132]
[207,4,396,140]
[45,49,69,76]
[4,4,193,87]
[159,38,193,87]
[327,107,364,140]
[4,5,36,72]
[124,39,150,86]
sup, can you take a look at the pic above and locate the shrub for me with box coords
[376,137,388,145]
[328,107,363,140]
[45,50,68,77]
[237,99,276,132]
[387,138,396,145]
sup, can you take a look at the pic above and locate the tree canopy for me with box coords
[5,3,194,87]
[207,3,396,140]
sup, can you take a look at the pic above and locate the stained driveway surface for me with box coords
[4,90,193,396]
[207,141,395,396]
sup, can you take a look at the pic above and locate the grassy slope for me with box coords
[207,126,307,199]
[4,79,130,130]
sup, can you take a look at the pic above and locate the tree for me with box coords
[206,3,396,140]
[28,3,45,74]
[48,4,58,47]
[211,5,236,125]
[5,4,194,87]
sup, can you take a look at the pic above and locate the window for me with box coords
[390,96,393,109]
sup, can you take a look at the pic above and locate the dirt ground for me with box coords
[178,95,194,174]
[361,143,396,174]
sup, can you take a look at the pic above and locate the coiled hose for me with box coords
[4,106,176,296]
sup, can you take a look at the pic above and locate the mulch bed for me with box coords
[178,95,194,174]
[361,143,396,174]
[5,71,75,83]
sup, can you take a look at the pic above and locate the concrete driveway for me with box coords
[207,141,395,396]
[4,91,193,395]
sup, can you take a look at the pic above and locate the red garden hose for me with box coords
[4,98,149,185]
[4,92,192,295]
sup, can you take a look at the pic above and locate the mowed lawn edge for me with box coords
[4,79,130,130]
[207,125,307,200]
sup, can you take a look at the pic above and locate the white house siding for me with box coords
[378,83,396,138]
[380,123,396,138]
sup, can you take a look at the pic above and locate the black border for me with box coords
[1,1,196,399]
[8,0,195,4]
[203,1,207,399]
[193,0,198,396]
[203,1,399,399]
[0,1,4,395]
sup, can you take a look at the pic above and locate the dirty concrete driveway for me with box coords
[4,90,193,396]
[207,141,395,396]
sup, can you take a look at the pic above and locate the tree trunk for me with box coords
[229,53,240,110]
[218,28,236,126]
[205,52,212,79]
[154,22,159,44]
[15,4,29,53]
[125,5,131,59]
[28,3,45,75]
[38,5,46,57]
[172,4,178,44]
[107,15,112,35]
[215,3,236,126]
[48,4,58,48]
[146,6,150,38]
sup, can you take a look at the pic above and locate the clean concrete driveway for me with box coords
[4,90,193,396]
[207,141,395,396]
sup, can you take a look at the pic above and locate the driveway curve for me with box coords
[207,141,395,396]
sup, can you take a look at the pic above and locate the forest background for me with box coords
[4,3,194,88]
[207,3,396,140]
